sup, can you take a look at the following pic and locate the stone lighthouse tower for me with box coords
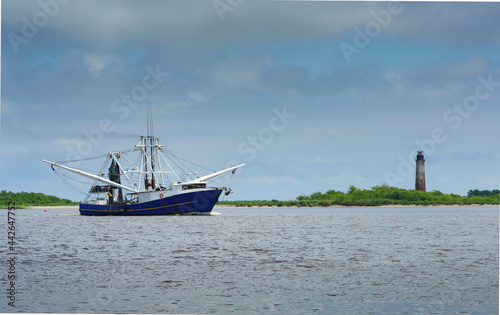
[415,150,426,192]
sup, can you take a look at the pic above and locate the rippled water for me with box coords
[1,206,498,313]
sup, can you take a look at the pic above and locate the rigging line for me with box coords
[55,153,109,164]
[168,147,222,171]
[161,150,207,181]
[213,172,233,188]
[77,169,100,174]
[162,148,216,173]
[162,151,191,179]
[109,148,138,156]
[86,155,111,201]
[160,148,215,172]
[55,148,139,165]
[218,173,235,200]
[222,173,234,187]
[55,169,94,185]
[54,169,89,196]
[57,167,102,174]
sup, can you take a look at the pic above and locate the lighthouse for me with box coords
[415,150,426,192]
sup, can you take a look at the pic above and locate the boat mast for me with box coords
[143,136,149,191]
[148,103,156,190]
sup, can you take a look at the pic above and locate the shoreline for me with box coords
[28,205,79,209]
[214,204,498,208]
[21,204,499,210]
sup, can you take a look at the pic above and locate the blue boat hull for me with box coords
[79,189,223,216]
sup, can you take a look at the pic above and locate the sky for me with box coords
[1,0,499,202]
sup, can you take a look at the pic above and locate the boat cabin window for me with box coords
[182,183,206,190]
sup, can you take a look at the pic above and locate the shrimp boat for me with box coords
[42,110,244,216]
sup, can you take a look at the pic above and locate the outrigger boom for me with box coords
[42,159,138,192]
[183,164,245,184]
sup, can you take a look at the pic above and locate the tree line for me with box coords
[467,189,499,197]
[0,190,77,208]
[218,186,500,207]
[1,187,498,208]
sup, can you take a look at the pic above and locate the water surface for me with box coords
[1,206,498,313]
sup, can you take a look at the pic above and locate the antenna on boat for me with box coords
[147,102,154,140]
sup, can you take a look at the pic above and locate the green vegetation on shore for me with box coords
[1,187,498,209]
[467,189,499,198]
[217,186,500,207]
[0,190,77,209]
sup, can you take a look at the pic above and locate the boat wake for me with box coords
[179,211,215,216]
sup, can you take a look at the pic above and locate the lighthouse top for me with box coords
[416,150,425,161]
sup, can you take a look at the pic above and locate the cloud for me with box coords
[52,138,82,148]
[309,157,337,165]
[208,58,265,89]
[82,53,125,78]
[448,56,490,79]
[4,1,498,53]
[188,92,207,103]
[382,56,493,101]
[84,54,108,75]
[383,2,500,45]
